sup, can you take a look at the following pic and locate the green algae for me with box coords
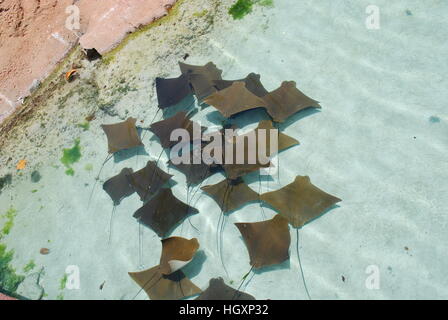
[0,244,25,293]
[229,0,254,19]
[23,260,36,273]
[59,273,68,290]
[1,207,17,236]
[229,0,274,19]
[60,139,81,176]
[77,122,90,131]
[84,163,93,171]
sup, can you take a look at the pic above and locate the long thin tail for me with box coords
[108,205,117,244]
[296,228,312,300]
[233,265,254,300]
[87,154,113,210]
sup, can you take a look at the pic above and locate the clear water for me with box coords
[0,0,447,299]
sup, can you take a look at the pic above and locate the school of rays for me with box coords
[94,61,341,300]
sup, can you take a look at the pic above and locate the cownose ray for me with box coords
[129,237,201,300]
[126,160,173,202]
[156,74,192,109]
[196,278,255,300]
[253,120,299,157]
[200,177,259,276]
[103,168,135,206]
[149,111,204,149]
[159,237,200,275]
[101,117,144,154]
[219,120,299,179]
[213,73,268,97]
[168,155,222,186]
[235,214,291,269]
[168,141,223,186]
[179,61,223,101]
[203,82,268,118]
[88,118,144,208]
[133,188,199,237]
[129,267,201,300]
[262,81,321,123]
[201,177,259,214]
[102,168,135,241]
[260,175,341,228]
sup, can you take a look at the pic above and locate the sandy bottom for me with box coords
[1,0,447,300]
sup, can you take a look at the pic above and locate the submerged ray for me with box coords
[101,117,144,154]
[201,177,259,213]
[203,82,267,118]
[133,188,199,237]
[156,74,192,109]
[169,147,222,185]
[159,237,200,275]
[255,120,299,157]
[213,73,268,97]
[149,111,203,149]
[126,161,173,202]
[263,81,321,123]
[129,266,201,300]
[260,176,341,228]
[196,278,256,300]
[102,168,135,205]
[235,215,291,269]
[179,61,223,100]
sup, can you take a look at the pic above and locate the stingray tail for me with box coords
[296,228,312,300]
[108,205,117,244]
[87,154,112,210]
[233,265,254,300]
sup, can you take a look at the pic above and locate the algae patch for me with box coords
[60,138,81,176]
[229,0,274,19]
[23,260,36,273]
[59,273,68,290]
[0,244,25,293]
[77,122,90,131]
[1,207,17,236]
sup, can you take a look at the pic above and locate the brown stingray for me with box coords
[129,266,201,300]
[196,278,256,300]
[168,145,223,185]
[149,111,203,149]
[156,74,192,109]
[133,188,199,237]
[213,73,268,97]
[102,168,135,205]
[235,215,291,269]
[179,61,223,101]
[159,237,200,275]
[101,117,144,153]
[203,82,267,118]
[201,177,259,213]
[254,120,299,157]
[263,81,321,123]
[126,161,172,202]
[260,176,341,228]
[220,128,272,180]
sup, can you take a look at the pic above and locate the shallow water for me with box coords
[1,0,447,299]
